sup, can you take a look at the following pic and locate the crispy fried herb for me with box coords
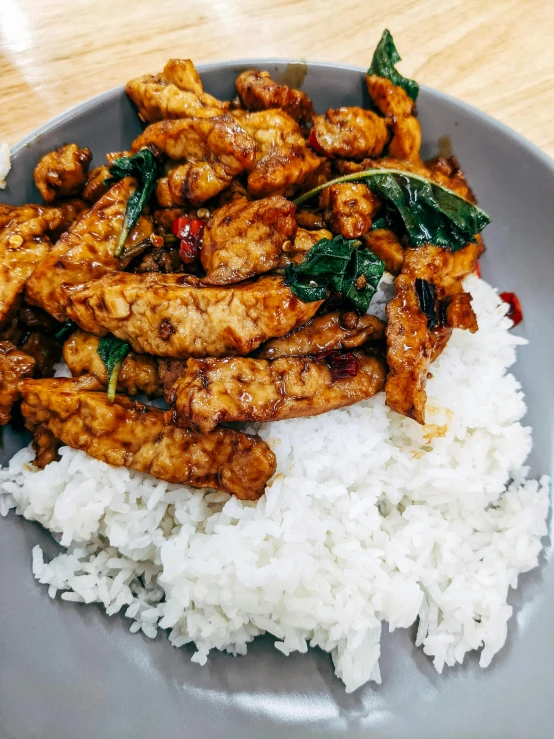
[54,319,77,342]
[368,29,419,101]
[97,334,131,402]
[285,235,384,312]
[415,278,439,329]
[293,169,490,252]
[105,149,161,258]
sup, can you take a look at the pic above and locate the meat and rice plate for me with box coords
[0,31,549,692]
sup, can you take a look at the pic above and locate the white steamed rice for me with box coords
[0,142,11,189]
[0,274,549,692]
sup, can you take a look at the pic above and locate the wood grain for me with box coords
[0,0,553,157]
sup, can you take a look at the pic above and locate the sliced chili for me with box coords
[308,128,327,157]
[318,350,360,380]
[172,216,205,262]
[499,292,523,327]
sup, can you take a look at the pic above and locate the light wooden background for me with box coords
[1,0,553,157]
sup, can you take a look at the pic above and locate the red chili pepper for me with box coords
[474,261,481,278]
[308,128,327,157]
[499,291,523,327]
[172,216,205,262]
[318,350,360,380]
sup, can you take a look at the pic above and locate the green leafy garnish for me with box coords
[368,29,419,101]
[293,169,491,252]
[105,148,161,258]
[97,334,131,403]
[285,235,384,313]
[54,319,77,342]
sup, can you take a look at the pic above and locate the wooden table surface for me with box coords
[1,0,553,157]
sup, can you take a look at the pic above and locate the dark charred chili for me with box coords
[415,278,439,330]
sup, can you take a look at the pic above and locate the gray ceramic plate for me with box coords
[1,61,553,739]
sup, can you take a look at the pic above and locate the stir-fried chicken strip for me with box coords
[257,311,385,360]
[201,195,297,284]
[0,341,36,425]
[33,144,93,203]
[171,352,386,433]
[366,76,422,163]
[310,107,389,160]
[126,59,227,123]
[403,242,483,295]
[20,377,276,499]
[132,115,256,205]
[386,245,480,424]
[0,204,64,328]
[26,178,153,321]
[63,330,163,397]
[63,273,323,358]
[362,229,404,274]
[82,165,110,203]
[320,183,380,238]
[235,70,314,124]
[232,109,321,197]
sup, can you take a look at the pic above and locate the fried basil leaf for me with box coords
[415,278,439,329]
[105,148,161,257]
[285,234,384,312]
[342,248,385,313]
[368,29,419,101]
[367,172,490,251]
[97,334,131,402]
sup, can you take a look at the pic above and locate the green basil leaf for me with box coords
[367,172,490,251]
[368,29,419,101]
[54,319,77,342]
[97,334,131,402]
[342,249,385,313]
[370,216,389,231]
[105,148,161,257]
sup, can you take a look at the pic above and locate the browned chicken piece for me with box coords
[33,144,93,203]
[295,209,327,230]
[82,165,110,203]
[425,156,476,203]
[55,199,89,233]
[20,332,60,377]
[126,59,227,123]
[0,205,64,328]
[444,292,478,333]
[235,70,314,124]
[212,178,252,207]
[132,115,257,205]
[63,273,323,358]
[280,227,332,265]
[257,311,385,360]
[310,107,389,160]
[171,352,386,433]
[158,358,189,402]
[0,341,36,425]
[385,274,431,424]
[152,207,189,232]
[402,243,483,295]
[362,229,404,274]
[201,195,297,284]
[30,425,61,469]
[25,178,153,321]
[386,245,479,424]
[366,76,422,163]
[232,109,322,197]
[63,330,163,397]
[320,182,380,239]
[20,377,276,499]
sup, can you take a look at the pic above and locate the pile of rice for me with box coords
[0,142,11,189]
[0,275,549,692]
